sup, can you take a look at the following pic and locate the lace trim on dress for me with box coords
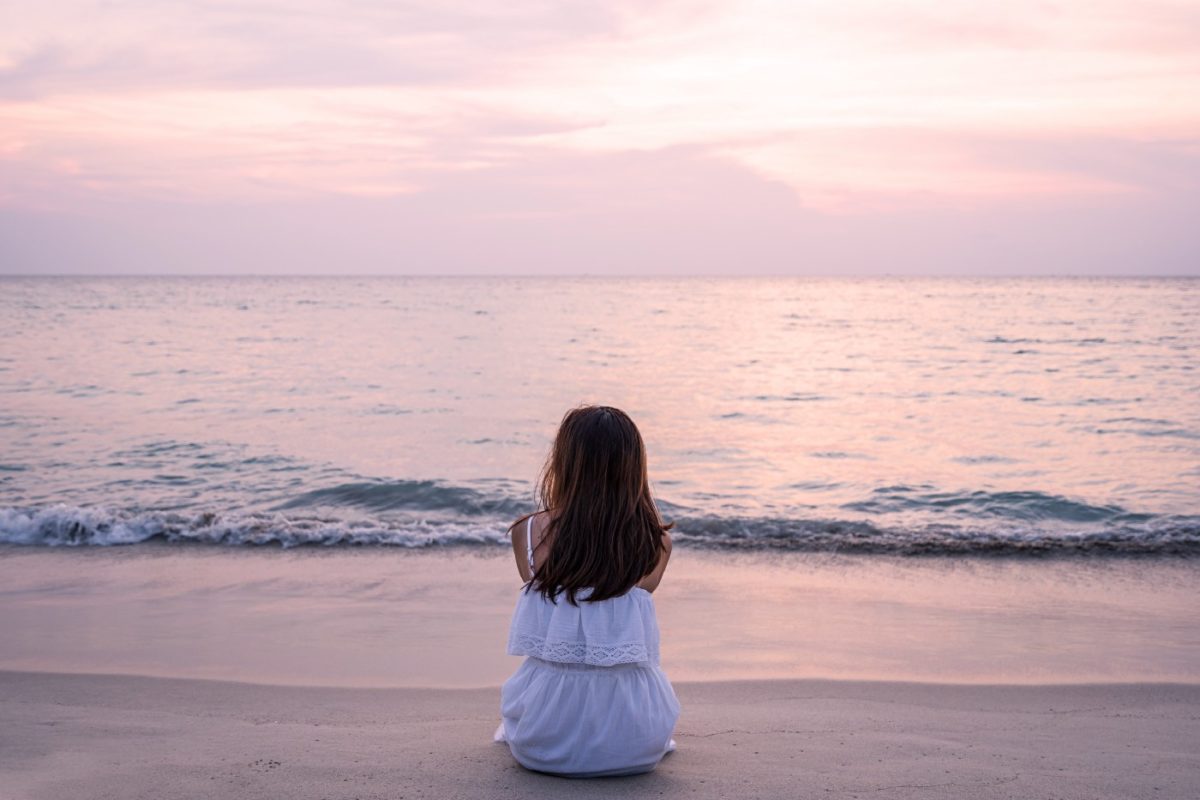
[510,632,650,666]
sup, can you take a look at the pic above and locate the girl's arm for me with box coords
[637,530,673,593]
[509,516,533,583]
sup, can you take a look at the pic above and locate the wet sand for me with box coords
[2,670,1197,800]
[2,546,1198,686]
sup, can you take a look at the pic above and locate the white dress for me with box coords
[495,517,680,777]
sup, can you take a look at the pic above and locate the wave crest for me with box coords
[2,505,1197,556]
[0,506,505,548]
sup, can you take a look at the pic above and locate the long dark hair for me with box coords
[515,405,671,605]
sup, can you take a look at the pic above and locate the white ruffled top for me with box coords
[506,585,662,666]
[506,516,662,667]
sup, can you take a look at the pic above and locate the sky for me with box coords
[1,0,1198,275]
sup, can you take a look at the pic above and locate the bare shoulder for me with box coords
[513,510,550,541]
[529,511,555,563]
[508,511,552,582]
[638,528,673,593]
[507,513,534,582]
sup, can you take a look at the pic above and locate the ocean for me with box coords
[2,276,1197,555]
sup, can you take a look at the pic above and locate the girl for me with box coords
[494,405,680,777]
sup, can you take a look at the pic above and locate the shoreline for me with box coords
[3,669,1197,799]
[6,665,1200,692]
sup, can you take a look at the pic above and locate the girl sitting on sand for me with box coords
[494,405,680,777]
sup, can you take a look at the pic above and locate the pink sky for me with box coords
[1,0,1198,274]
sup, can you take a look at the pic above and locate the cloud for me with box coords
[1,0,1197,273]
[0,146,808,273]
[970,135,1200,194]
[2,142,1196,275]
[0,0,630,98]
[712,129,1200,210]
[770,0,1200,55]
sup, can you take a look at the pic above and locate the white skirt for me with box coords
[497,657,680,777]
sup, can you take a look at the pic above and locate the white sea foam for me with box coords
[2,504,1196,556]
[0,506,507,549]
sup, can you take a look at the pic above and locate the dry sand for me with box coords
[2,670,1196,800]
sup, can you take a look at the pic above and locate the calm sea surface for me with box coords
[1,276,1197,555]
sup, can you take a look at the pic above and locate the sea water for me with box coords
[1,276,1196,554]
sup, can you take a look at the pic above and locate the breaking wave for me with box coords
[1,502,1196,556]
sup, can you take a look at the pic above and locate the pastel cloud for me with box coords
[1,0,1197,273]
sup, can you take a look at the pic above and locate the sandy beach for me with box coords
[3,546,1198,797]
[2,670,1196,800]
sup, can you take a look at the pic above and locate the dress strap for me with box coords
[525,515,536,574]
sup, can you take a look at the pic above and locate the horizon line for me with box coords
[2,272,1198,280]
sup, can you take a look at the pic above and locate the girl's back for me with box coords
[494,406,679,777]
[497,515,679,777]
